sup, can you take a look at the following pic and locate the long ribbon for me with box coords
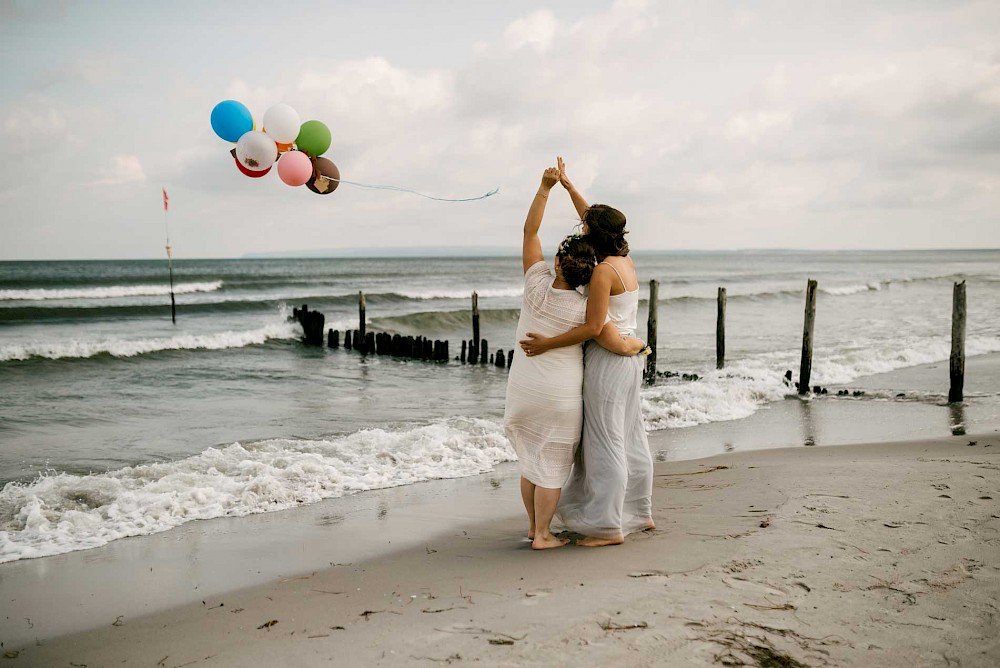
[329,178,499,202]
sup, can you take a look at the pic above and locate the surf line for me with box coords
[327,179,499,202]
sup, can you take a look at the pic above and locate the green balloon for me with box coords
[296,120,331,157]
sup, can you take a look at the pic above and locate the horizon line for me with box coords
[3,246,999,262]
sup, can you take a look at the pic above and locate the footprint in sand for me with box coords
[719,576,789,599]
[522,588,552,605]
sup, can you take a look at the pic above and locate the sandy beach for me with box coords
[6,430,998,667]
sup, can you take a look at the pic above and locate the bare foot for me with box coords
[528,528,535,541]
[532,534,570,550]
[640,519,656,531]
[577,535,624,547]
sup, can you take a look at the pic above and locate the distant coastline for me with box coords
[3,248,998,262]
[240,247,1000,260]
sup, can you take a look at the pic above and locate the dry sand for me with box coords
[8,433,1000,667]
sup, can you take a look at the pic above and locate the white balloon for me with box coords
[235,131,277,171]
[262,103,301,144]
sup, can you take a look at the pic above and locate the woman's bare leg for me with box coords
[520,477,536,540]
[532,486,569,550]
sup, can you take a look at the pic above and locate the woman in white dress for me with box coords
[504,166,645,550]
[520,157,655,547]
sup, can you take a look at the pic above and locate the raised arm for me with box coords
[557,156,589,220]
[522,167,561,273]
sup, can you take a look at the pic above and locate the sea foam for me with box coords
[0,282,224,301]
[0,417,514,563]
[0,319,300,361]
[639,334,1000,431]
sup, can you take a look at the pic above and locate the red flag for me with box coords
[162,188,169,212]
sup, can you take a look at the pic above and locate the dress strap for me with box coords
[599,261,627,292]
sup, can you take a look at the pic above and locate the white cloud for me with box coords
[503,9,559,52]
[1,97,69,153]
[3,1,1000,258]
[94,154,146,185]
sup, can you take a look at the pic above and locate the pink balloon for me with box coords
[276,150,313,187]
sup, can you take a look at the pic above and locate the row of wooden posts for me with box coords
[292,292,512,368]
[715,278,968,403]
[294,278,970,403]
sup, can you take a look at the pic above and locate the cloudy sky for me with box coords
[1,0,998,259]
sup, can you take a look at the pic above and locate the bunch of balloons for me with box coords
[210,100,341,195]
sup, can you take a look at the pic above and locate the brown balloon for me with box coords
[306,157,341,195]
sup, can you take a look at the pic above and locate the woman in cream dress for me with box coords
[504,166,644,550]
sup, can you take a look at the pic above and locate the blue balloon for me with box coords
[210,100,253,143]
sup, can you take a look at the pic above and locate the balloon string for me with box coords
[328,178,499,202]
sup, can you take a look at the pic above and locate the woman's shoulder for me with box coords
[598,256,639,291]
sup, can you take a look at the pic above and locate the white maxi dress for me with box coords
[503,261,588,489]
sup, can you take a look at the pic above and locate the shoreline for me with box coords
[3,353,999,656]
[3,357,999,650]
[5,432,999,666]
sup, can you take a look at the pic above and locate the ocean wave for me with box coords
[641,363,792,430]
[0,282,224,301]
[821,282,882,296]
[659,274,979,302]
[0,417,513,563]
[395,287,523,300]
[639,334,1000,431]
[370,308,521,334]
[808,335,1000,385]
[0,318,300,362]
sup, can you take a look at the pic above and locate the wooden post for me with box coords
[495,349,505,367]
[328,329,339,348]
[644,280,659,384]
[949,280,966,403]
[471,291,480,354]
[797,279,818,395]
[468,339,478,365]
[358,291,366,339]
[460,340,467,363]
[480,339,488,365]
[305,310,325,346]
[716,287,726,370]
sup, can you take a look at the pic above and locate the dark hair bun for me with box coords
[556,235,597,288]
[584,204,628,258]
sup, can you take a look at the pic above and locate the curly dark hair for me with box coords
[583,204,629,259]
[556,234,597,288]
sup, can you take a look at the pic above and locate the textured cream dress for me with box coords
[504,261,588,489]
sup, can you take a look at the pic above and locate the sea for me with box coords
[2,250,999,563]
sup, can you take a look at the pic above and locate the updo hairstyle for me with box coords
[583,204,629,259]
[556,234,598,288]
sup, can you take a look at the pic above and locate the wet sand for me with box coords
[7,432,999,667]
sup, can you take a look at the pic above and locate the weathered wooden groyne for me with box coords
[292,292,512,369]
[295,277,971,401]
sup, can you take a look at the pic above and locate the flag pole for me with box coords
[163,188,176,324]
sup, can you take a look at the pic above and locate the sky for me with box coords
[1,0,998,260]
